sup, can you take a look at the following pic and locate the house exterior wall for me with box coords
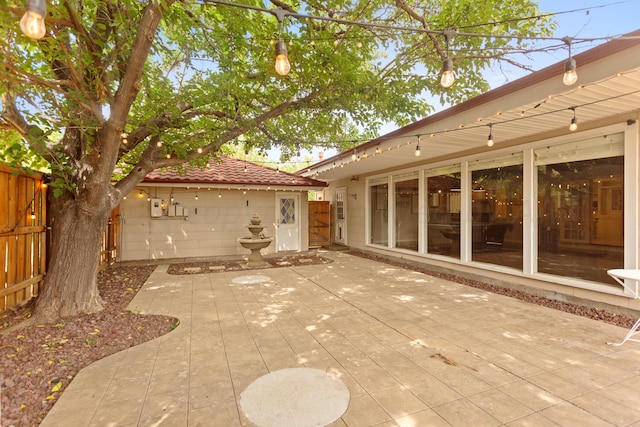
[323,114,640,314]
[119,187,309,261]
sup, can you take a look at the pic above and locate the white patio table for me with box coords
[607,269,640,346]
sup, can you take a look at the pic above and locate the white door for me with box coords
[335,188,347,245]
[275,193,300,252]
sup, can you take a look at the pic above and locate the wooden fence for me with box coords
[0,163,47,312]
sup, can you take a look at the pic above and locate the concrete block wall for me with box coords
[119,187,281,261]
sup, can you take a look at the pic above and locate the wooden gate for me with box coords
[0,164,47,311]
[308,201,330,247]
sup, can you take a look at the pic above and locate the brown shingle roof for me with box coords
[142,156,327,189]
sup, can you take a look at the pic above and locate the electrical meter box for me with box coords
[151,198,162,217]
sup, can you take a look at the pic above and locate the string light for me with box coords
[440,58,455,88]
[487,124,494,147]
[569,107,578,131]
[274,9,291,76]
[562,37,578,86]
[414,137,421,156]
[20,0,46,39]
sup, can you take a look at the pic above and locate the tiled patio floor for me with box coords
[40,251,640,426]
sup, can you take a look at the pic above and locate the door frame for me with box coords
[275,192,301,252]
[335,187,347,245]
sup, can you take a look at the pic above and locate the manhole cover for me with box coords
[232,275,272,284]
[240,368,350,427]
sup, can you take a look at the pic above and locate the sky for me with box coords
[272,0,640,164]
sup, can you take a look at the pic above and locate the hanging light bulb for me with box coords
[274,39,291,76]
[487,124,494,147]
[351,149,357,161]
[276,164,280,174]
[195,192,198,201]
[562,37,578,86]
[156,139,162,147]
[569,107,578,131]
[440,57,455,88]
[197,147,203,154]
[218,190,222,198]
[414,137,421,157]
[20,0,47,40]
[563,58,578,86]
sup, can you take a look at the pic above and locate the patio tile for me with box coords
[498,380,563,411]
[395,409,451,427]
[433,398,501,426]
[88,398,144,426]
[467,388,534,423]
[369,385,428,418]
[571,390,640,425]
[340,394,393,426]
[139,389,188,421]
[38,252,640,427]
[188,401,241,426]
[539,401,613,427]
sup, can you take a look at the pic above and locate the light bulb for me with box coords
[20,0,46,40]
[563,58,578,86]
[569,117,578,131]
[440,57,455,88]
[414,144,421,157]
[274,39,291,76]
[351,151,356,161]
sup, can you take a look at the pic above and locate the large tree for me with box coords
[0,0,552,321]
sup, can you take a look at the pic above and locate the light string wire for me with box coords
[7,179,47,233]
[202,0,639,44]
[304,86,640,175]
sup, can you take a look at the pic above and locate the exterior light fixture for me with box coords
[487,124,494,147]
[563,58,578,86]
[562,37,578,86]
[156,140,162,147]
[195,192,198,200]
[569,107,578,131]
[197,147,203,154]
[351,149,357,161]
[440,57,455,88]
[273,9,291,76]
[414,137,421,156]
[20,0,46,39]
[274,39,291,76]
[440,29,456,88]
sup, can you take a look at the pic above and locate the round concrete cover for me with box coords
[240,368,350,427]
[232,275,272,284]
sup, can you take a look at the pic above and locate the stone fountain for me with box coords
[238,213,274,267]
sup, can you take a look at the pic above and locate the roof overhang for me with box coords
[138,182,326,192]
[302,30,640,181]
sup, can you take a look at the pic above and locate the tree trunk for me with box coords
[34,192,110,322]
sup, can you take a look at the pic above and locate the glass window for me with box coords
[426,167,461,258]
[471,158,523,269]
[536,133,624,285]
[369,180,388,246]
[394,174,419,251]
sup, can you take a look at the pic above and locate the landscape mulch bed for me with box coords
[167,253,333,275]
[0,265,178,427]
